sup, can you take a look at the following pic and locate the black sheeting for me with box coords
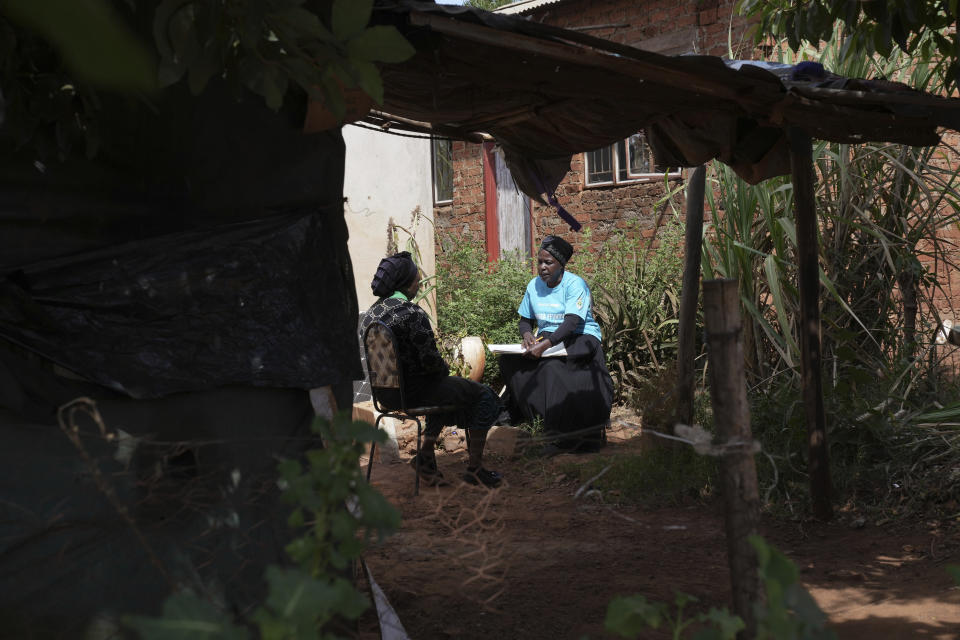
[0,79,362,397]
[1,210,360,398]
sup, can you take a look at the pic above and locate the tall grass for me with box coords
[704,28,960,395]
[704,27,960,512]
[579,214,687,403]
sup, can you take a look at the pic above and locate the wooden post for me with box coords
[676,164,706,427]
[787,127,833,522]
[703,278,760,638]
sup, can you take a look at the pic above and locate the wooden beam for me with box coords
[675,164,706,427]
[787,126,833,522]
[702,278,760,637]
[361,112,485,142]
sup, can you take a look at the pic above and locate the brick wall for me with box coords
[529,155,685,258]
[434,141,485,254]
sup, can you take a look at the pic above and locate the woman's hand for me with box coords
[524,337,552,359]
[521,331,537,351]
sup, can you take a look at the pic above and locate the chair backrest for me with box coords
[363,322,404,411]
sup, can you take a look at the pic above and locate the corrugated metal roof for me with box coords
[495,0,568,15]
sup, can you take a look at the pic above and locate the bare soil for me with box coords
[360,423,960,640]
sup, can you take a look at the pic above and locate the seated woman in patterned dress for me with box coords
[360,251,502,487]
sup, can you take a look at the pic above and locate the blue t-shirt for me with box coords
[517,272,602,342]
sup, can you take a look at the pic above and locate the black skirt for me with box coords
[500,334,613,448]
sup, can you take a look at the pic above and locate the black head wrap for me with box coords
[371,251,419,297]
[540,235,573,266]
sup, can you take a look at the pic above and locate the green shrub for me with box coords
[578,219,687,403]
[434,238,533,386]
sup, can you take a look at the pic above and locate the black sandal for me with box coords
[409,454,448,486]
[462,466,502,488]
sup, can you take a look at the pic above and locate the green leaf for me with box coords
[273,7,334,41]
[784,583,831,630]
[262,565,336,623]
[124,593,249,640]
[332,0,373,40]
[239,57,289,110]
[167,4,199,67]
[674,592,698,608]
[187,40,222,95]
[329,576,370,619]
[349,59,384,105]
[4,0,155,91]
[696,608,745,640]
[604,595,664,637]
[763,253,799,361]
[947,565,960,586]
[158,59,186,88]
[346,26,415,63]
[320,72,347,121]
[761,543,799,587]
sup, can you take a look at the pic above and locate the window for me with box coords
[584,132,677,186]
[432,138,453,204]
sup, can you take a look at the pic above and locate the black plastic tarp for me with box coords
[1,209,361,398]
[0,79,362,398]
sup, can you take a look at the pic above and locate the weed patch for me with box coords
[561,447,717,507]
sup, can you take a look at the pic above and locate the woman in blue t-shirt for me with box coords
[500,236,614,453]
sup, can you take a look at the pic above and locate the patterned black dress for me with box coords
[360,296,498,437]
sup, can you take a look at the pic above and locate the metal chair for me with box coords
[362,321,464,495]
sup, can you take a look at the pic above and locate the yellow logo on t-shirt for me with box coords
[576,294,583,309]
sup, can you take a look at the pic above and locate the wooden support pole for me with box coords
[676,165,706,428]
[703,278,760,638]
[787,126,833,522]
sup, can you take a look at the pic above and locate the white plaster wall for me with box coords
[342,125,434,312]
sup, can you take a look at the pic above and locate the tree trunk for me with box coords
[788,126,833,521]
[676,164,706,428]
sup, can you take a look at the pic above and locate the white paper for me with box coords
[486,343,568,357]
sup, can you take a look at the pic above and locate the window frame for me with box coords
[583,132,680,187]
[431,137,453,205]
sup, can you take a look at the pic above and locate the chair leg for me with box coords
[367,415,384,483]
[367,441,377,482]
[414,417,422,497]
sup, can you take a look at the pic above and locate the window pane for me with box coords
[432,138,453,203]
[626,132,652,175]
[585,146,613,184]
[617,140,628,181]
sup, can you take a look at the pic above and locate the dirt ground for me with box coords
[359,423,960,640]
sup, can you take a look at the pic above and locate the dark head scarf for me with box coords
[371,251,419,297]
[540,235,573,266]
